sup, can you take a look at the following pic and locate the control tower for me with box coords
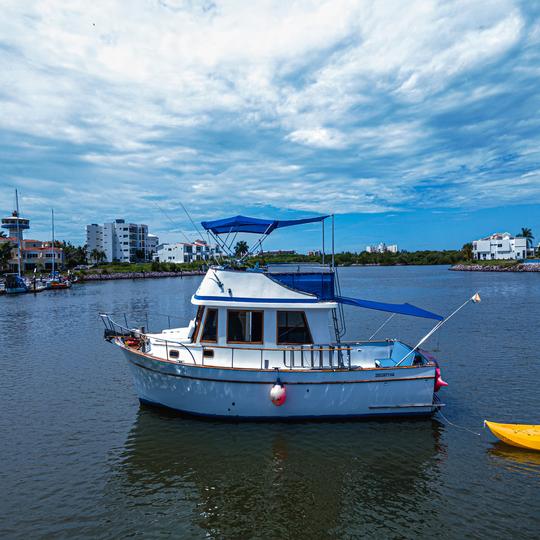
[2,209,30,245]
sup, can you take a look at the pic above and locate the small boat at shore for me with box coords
[4,274,29,294]
[485,421,540,451]
[99,214,478,421]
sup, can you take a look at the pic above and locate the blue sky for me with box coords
[1,0,539,252]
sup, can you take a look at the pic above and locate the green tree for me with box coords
[234,240,249,258]
[62,241,88,268]
[90,249,107,264]
[0,240,13,272]
[462,242,473,261]
[134,249,146,262]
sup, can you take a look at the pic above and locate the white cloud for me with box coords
[287,127,346,149]
[0,0,538,244]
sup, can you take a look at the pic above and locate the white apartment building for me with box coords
[86,220,158,263]
[365,242,399,254]
[472,232,528,260]
[156,240,221,264]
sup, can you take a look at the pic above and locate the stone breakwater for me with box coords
[80,270,205,281]
[450,263,540,272]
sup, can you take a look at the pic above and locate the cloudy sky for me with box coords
[1,0,539,251]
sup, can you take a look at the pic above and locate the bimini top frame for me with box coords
[201,214,332,264]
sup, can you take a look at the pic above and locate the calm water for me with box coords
[1,266,539,539]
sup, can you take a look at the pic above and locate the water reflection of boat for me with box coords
[488,443,540,477]
[105,409,446,537]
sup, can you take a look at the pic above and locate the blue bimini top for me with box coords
[201,215,328,235]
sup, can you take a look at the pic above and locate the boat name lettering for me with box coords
[375,372,395,377]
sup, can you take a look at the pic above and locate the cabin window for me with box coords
[191,306,205,343]
[169,349,179,359]
[276,311,313,344]
[201,308,218,342]
[227,310,263,343]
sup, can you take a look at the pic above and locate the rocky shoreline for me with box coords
[450,263,540,272]
[79,270,205,281]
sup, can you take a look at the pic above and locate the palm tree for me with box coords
[90,249,106,264]
[96,250,107,264]
[517,227,534,247]
[234,240,249,258]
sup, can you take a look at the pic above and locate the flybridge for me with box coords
[200,214,443,321]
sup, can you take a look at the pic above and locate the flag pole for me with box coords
[395,292,480,366]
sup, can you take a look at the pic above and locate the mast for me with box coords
[15,189,22,277]
[322,220,325,265]
[331,214,335,269]
[51,208,55,275]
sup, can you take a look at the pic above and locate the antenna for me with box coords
[15,189,22,276]
[51,208,55,276]
[152,202,193,244]
[178,200,204,239]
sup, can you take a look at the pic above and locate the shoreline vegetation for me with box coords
[4,249,539,282]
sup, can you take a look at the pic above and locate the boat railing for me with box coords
[100,313,353,370]
[280,344,352,369]
[99,313,197,364]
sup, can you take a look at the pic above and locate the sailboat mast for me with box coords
[51,208,55,275]
[15,189,22,277]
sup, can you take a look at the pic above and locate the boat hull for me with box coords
[485,421,540,451]
[122,348,438,420]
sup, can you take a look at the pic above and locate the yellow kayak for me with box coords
[485,420,540,451]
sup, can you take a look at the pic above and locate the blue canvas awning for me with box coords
[201,215,328,235]
[337,296,443,321]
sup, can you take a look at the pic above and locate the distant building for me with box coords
[86,220,157,263]
[156,240,221,264]
[1,209,64,271]
[146,234,160,259]
[472,232,529,260]
[259,250,297,256]
[365,242,398,254]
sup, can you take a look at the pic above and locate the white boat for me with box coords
[102,214,449,420]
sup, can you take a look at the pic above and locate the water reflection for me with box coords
[108,408,447,537]
[488,443,540,478]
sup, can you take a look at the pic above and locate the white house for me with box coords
[156,240,221,264]
[472,232,529,260]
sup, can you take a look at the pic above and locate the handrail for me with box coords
[100,313,197,364]
[101,313,352,369]
[195,344,353,352]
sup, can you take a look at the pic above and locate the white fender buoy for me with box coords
[434,367,448,392]
[270,383,286,406]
